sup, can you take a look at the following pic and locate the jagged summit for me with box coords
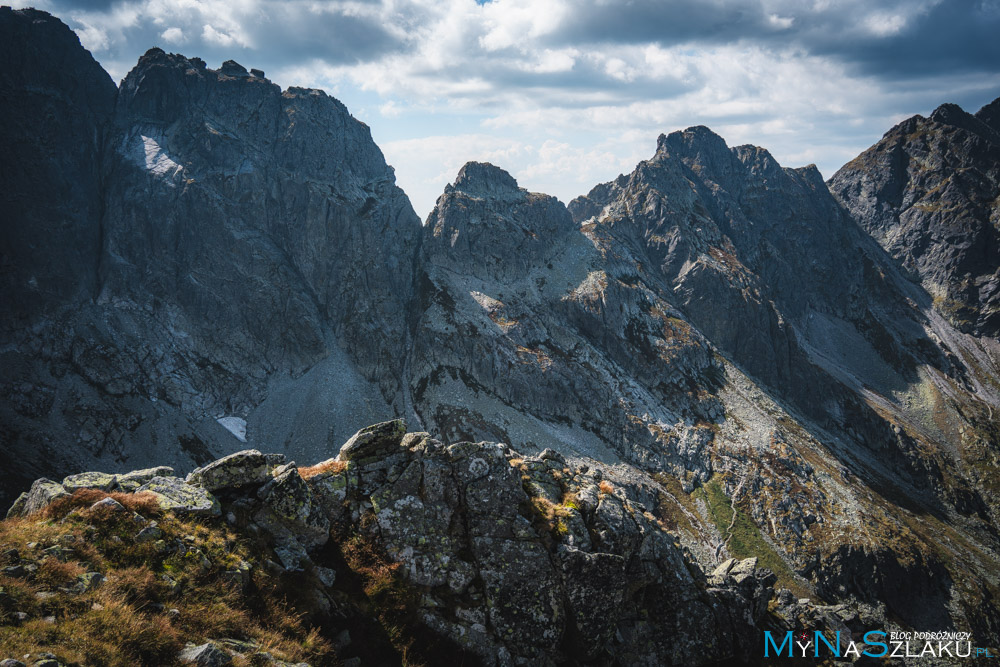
[830,94,1000,335]
[976,95,1000,130]
[447,160,522,199]
[927,100,1000,141]
[0,7,423,509]
[656,124,731,158]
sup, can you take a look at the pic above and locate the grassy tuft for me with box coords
[298,459,347,479]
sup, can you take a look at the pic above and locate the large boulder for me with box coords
[136,476,220,517]
[62,472,117,493]
[186,450,268,492]
[9,479,70,517]
[116,466,175,492]
[4,492,27,519]
[338,420,406,463]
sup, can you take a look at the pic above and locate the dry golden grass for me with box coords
[598,480,614,495]
[0,493,335,666]
[298,458,347,479]
[43,489,162,520]
[34,559,85,588]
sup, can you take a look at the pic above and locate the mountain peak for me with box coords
[975,95,1000,132]
[929,101,972,126]
[657,125,729,156]
[449,161,521,199]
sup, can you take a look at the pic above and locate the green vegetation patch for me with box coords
[693,478,806,595]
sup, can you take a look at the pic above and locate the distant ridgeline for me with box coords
[2,7,999,662]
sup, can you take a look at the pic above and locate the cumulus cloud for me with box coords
[160,26,185,44]
[12,0,1000,217]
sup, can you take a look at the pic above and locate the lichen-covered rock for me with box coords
[186,450,268,492]
[88,497,128,514]
[328,434,787,665]
[62,472,117,493]
[116,466,175,492]
[5,493,28,520]
[557,546,627,659]
[338,420,407,463]
[136,477,221,517]
[177,642,231,666]
[255,468,329,549]
[77,571,104,592]
[13,479,69,517]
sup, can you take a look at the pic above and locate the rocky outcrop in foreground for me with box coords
[2,420,868,666]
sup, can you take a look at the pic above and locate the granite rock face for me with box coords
[0,9,421,510]
[0,6,115,323]
[566,125,1000,646]
[829,97,1000,336]
[413,161,722,483]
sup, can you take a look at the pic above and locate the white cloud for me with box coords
[863,11,907,36]
[767,13,794,29]
[379,100,403,118]
[479,0,568,51]
[74,21,110,52]
[202,24,237,47]
[160,27,185,43]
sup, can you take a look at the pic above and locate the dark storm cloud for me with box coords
[553,0,775,46]
[548,0,1000,79]
[806,1,1000,78]
[46,0,120,9]
[39,0,411,73]
[241,11,406,67]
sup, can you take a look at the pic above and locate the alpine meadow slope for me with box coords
[2,7,1000,665]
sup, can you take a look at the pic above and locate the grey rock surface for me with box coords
[830,97,1000,336]
[12,479,69,517]
[61,472,117,493]
[177,642,231,667]
[136,476,221,516]
[116,466,175,492]
[0,8,421,511]
[186,449,268,492]
[206,427,785,665]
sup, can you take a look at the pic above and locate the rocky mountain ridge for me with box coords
[2,420,879,666]
[829,97,1000,337]
[2,6,1000,661]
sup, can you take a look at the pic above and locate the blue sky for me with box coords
[14,0,1000,219]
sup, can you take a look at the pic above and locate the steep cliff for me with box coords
[0,10,423,512]
[829,97,1000,337]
